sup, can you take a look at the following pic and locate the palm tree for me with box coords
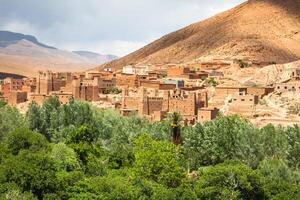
[168,112,182,145]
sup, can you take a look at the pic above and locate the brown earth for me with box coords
[101,0,300,70]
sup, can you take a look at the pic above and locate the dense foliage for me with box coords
[0,96,299,199]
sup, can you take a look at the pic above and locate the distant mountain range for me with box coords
[102,0,300,70]
[0,31,118,76]
[73,51,118,64]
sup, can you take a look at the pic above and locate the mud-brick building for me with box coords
[247,87,275,98]
[116,73,140,88]
[71,79,100,102]
[7,91,27,106]
[139,80,176,90]
[198,108,219,123]
[229,92,259,113]
[37,71,66,95]
[275,81,300,93]
[120,88,210,124]
[215,86,247,100]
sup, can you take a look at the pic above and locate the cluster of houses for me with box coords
[1,62,300,124]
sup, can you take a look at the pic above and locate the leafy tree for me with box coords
[26,101,43,132]
[259,125,289,160]
[0,183,37,200]
[183,116,262,168]
[0,92,6,108]
[194,161,264,200]
[0,151,59,199]
[67,176,142,200]
[255,159,300,199]
[0,105,25,139]
[5,128,48,155]
[133,134,185,188]
[40,96,61,140]
[285,125,300,169]
[51,143,81,171]
[66,125,106,175]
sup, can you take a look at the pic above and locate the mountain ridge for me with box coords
[0,30,56,49]
[0,31,118,76]
[101,0,300,69]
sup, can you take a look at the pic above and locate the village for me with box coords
[1,59,300,127]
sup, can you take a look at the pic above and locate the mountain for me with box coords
[102,0,300,69]
[73,51,118,64]
[0,31,56,49]
[0,31,117,76]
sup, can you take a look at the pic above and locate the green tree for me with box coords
[167,112,182,145]
[183,116,262,168]
[40,96,61,140]
[26,101,43,132]
[194,161,264,200]
[67,175,142,200]
[5,128,48,155]
[133,134,185,188]
[0,105,25,139]
[285,125,300,169]
[51,143,81,171]
[259,125,289,160]
[0,151,59,199]
[0,92,6,108]
[256,159,300,199]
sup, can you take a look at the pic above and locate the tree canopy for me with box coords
[0,99,299,199]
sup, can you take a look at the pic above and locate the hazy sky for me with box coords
[0,0,245,56]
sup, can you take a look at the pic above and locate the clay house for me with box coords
[139,80,177,90]
[147,71,159,80]
[0,82,11,97]
[231,92,259,105]
[247,87,275,98]
[275,81,300,93]
[3,77,24,91]
[162,79,184,88]
[167,66,191,78]
[7,91,27,106]
[49,91,73,104]
[198,107,219,123]
[228,92,259,113]
[30,94,49,105]
[36,71,66,95]
[98,78,116,93]
[85,71,103,79]
[0,77,24,96]
[120,87,209,124]
[23,78,37,92]
[291,69,300,81]
[214,86,247,100]
[116,73,139,88]
[71,79,100,102]
[122,65,150,75]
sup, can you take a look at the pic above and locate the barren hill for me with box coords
[0,31,118,76]
[103,0,300,69]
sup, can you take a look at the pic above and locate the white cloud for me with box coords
[0,0,246,56]
[0,20,38,36]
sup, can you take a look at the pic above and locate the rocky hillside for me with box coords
[102,0,300,69]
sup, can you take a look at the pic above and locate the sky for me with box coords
[0,0,245,57]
